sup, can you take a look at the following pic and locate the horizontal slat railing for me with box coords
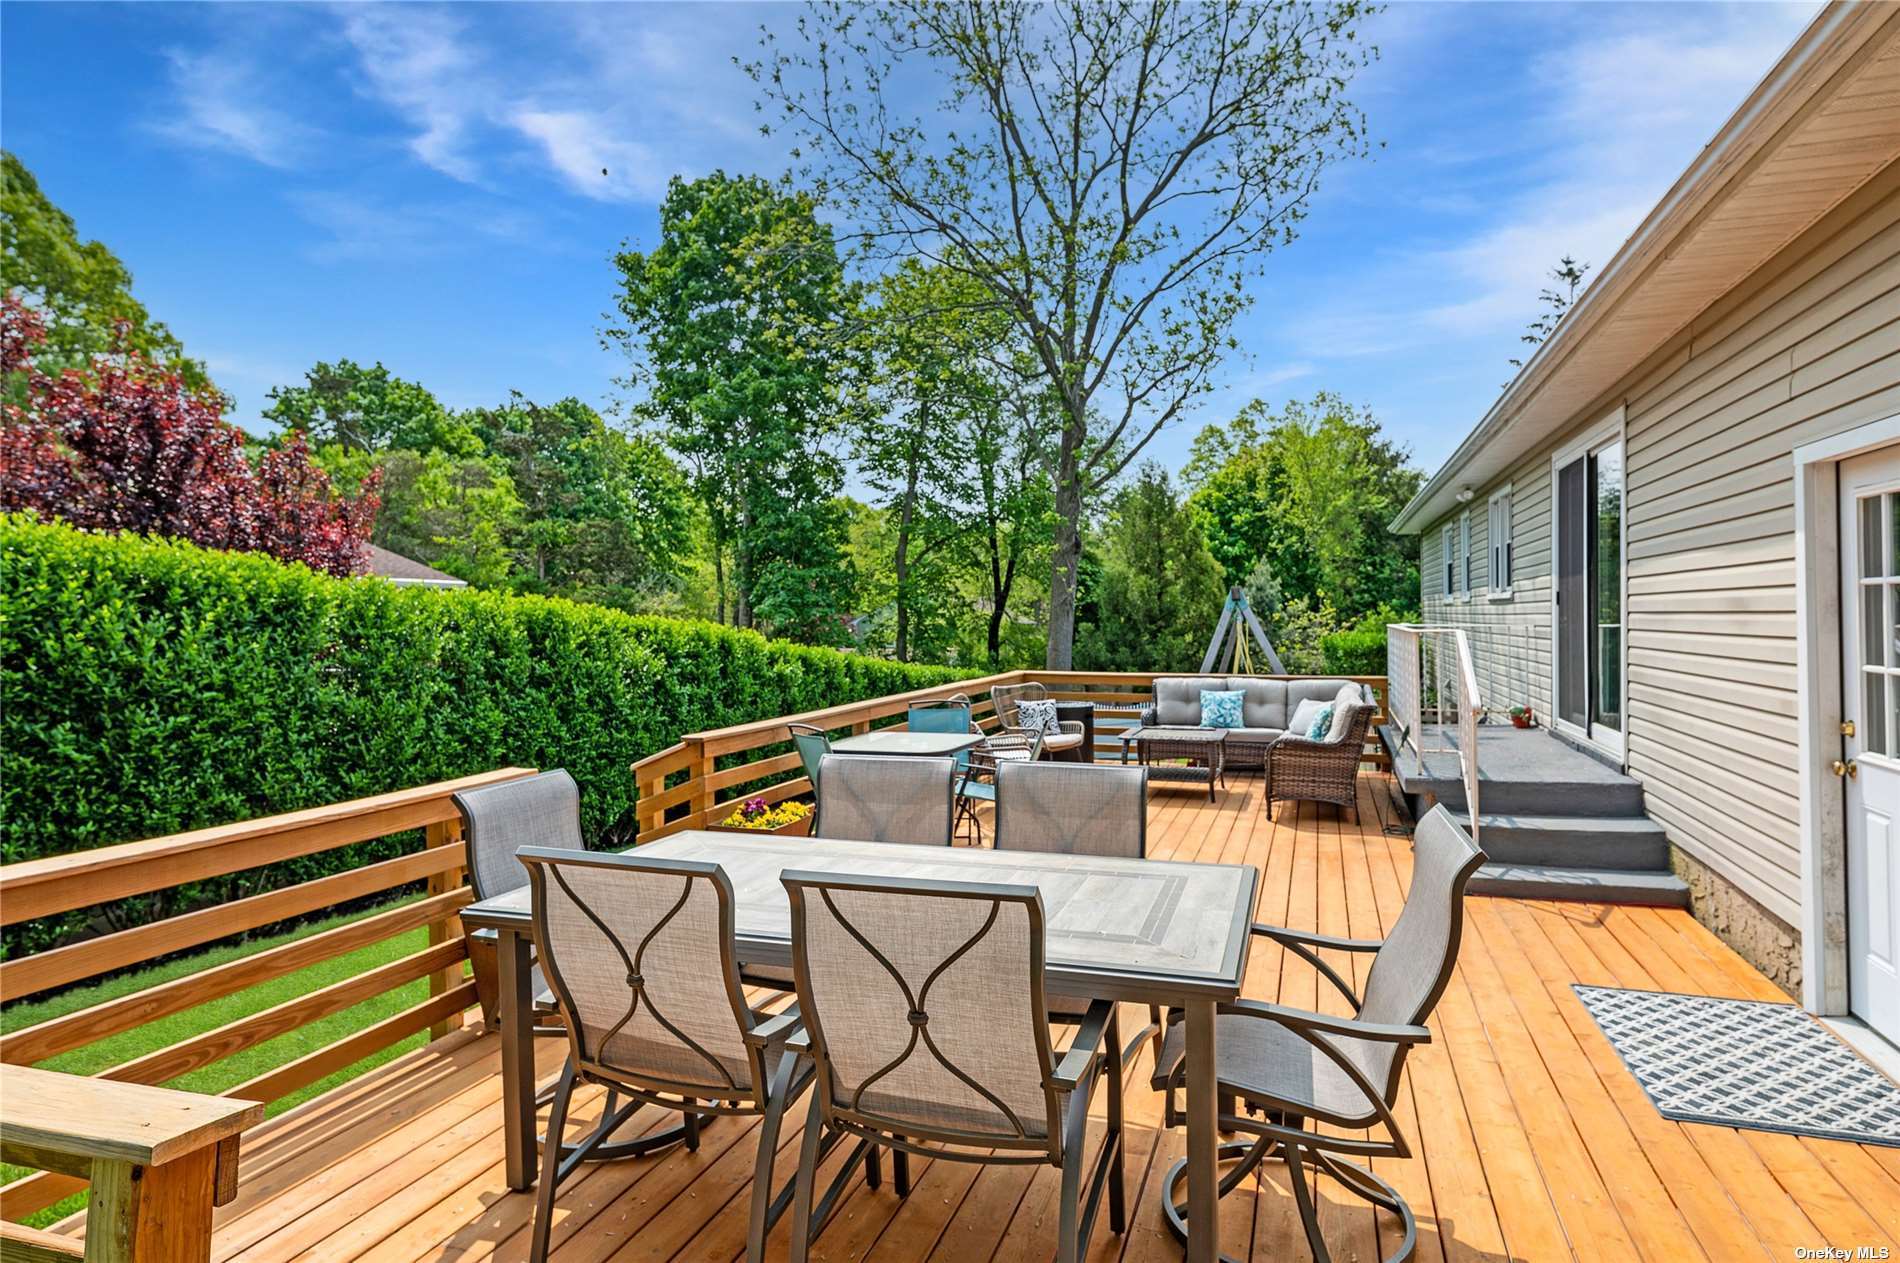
[631,670,1390,843]
[0,769,532,1223]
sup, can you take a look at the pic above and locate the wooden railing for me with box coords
[633,670,1390,843]
[0,768,533,1224]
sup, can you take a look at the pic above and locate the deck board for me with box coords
[180,773,1898,1262]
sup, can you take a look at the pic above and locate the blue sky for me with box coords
[2,1,1819,479]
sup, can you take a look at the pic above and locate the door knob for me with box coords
[1832,759,1858,779]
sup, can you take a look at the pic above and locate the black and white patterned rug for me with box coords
[1574,985,1900,1148]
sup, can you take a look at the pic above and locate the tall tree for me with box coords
[854,260,1010,660]
[1507,255,1591,373]
[753,1,1377,667]
[970,368,1057,666]
[2,151,210,393]
[1076,463,1224,672]
[1187,393,1421,620]
[263,359,473,455]
[609,172,858,641]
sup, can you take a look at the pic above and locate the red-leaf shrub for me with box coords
[0,293,377,577]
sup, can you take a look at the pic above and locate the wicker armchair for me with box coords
[1264,701,1374,822]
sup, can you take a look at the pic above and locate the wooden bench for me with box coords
[0,1065,261,1262]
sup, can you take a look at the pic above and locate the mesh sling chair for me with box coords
[519,848,853,1263]
[454,770,585,1035]
[787,723,831,792]
[780,873,1127,1263]
[813,753,956,846]
[992,760,1165,1065]
[1150,805,1486,1263]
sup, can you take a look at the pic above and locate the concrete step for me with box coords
[1468,863,1691,908]
[1442,778,1646,817]
[1459,813,1671,871]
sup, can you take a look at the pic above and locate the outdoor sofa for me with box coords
[1139,675,1375,819]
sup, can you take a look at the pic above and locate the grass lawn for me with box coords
[0,893,471,1228]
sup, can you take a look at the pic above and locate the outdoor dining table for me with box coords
[827,729,986,756]
[460,829,1258,1263]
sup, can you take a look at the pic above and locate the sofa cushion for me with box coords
[1017,699,1060,734]
[1285,679,1350,712]
[1153,676,1228,726]
[1288,698,1328,737]
[1200,689,1246,728]
[1224,676,1288,729]
[1326,701,1360,742]
[1224,727,1283,745]
[1306,704,1335,740]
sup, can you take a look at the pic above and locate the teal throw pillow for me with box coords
[1307,704,1335,740]
[1200,689,1245,729]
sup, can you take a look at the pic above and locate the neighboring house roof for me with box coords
[365,545,467,588]
[1392,1,1900,534]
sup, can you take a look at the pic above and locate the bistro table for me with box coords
[462,830,1257,1263]
[829,729,986,757]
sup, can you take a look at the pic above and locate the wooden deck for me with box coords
[195,773,1900,1262]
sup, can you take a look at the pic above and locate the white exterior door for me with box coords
[1840,447,1900,1044]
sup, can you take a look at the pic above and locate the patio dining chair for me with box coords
[518,848,860,1263]
[993,760,1163,1064]
[813,753,955,846]
[953,726,1045,845]
[1150,804,1485,1263]
[779,872,1126,1263]
[453,770,585,1034]
[788,722,832,792]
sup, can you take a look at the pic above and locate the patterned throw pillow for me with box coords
[1199,689,1245,729]
[1016,699,1060,734]
[1307,704,1335,740]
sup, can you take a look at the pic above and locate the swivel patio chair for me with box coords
[993,760,1164,1064]
[779,872,1127,1263]
[1150,804,1485,1263]
[990,681,1086,759]
[518,848,860,1263]
[812,753,956,846]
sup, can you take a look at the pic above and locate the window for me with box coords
[1458,512,1473,596]
[1442,524,1456,596]
[1488,487,1514,595]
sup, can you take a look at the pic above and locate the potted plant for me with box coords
[712,796,813,836]
[1508,704,1536,730]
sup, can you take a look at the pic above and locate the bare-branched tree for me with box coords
[751,0,1380,666]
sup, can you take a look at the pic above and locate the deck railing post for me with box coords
[688,736,716,832]
[423,817,464,1041]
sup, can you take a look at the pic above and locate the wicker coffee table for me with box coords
[1117,726,1226,802]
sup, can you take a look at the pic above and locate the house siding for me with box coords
[1418,160,1900,933]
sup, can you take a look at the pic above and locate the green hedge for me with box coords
[0,517,962,958]
[1319,628,1386,677]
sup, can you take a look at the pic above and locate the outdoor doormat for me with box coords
[1573,985,1900,1148]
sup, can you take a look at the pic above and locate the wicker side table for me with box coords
[1116,726,1226,802]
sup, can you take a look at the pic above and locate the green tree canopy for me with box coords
[263,359,478,455]
[1076,464,1224,672]
[2,151,210,393]
[608,171,858,643]
[1186,393,1422,621]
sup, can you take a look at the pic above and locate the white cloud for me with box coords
[154,47,309,168]
[336,5,485,181]
[509,110,667,204]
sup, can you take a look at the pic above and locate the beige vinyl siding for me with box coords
[1419,449,1554,717]
[1621,163,1900,926]
[1412,160,1899,928]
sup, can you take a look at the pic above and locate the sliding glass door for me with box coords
[1555,436,1624,755]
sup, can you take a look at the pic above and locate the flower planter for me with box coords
[709,814,812,837]
[1509,712,1535,730]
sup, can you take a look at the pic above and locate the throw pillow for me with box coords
[1307,704,1335,740]
[1016,699,1060,735]
[1199,689,1246,729]
[1287,698,1327,737]
[1326,701,1359,742]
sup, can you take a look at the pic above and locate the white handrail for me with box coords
[1386,624,1482,840]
